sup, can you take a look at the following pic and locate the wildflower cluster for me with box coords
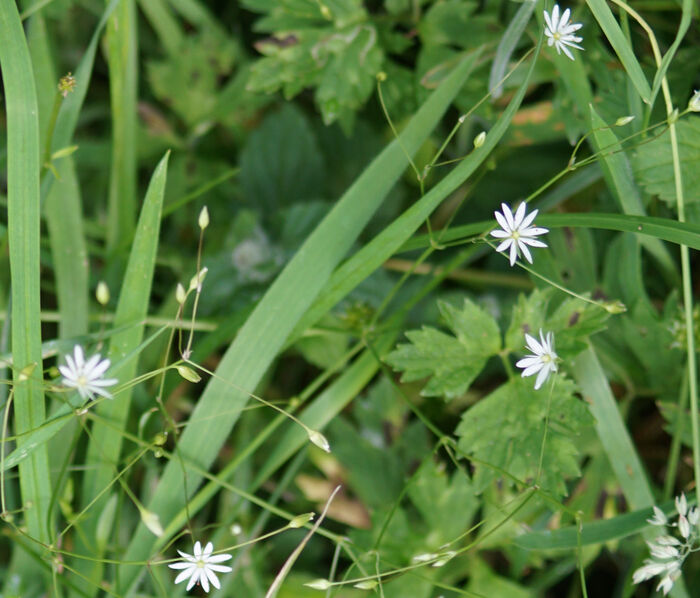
[633,494,699,595]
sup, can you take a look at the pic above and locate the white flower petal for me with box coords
[534,366,551,389]
[174,567,195,584]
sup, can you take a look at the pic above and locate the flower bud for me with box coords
[18,363,37,382]
[140,509,164,537]
[688,90,700,112]
[305,579,331,590]
[198,206,210,230]
[615,115,635,126]
[189,267,208,292]
[96,281,110,306]
[175,365,201,383]
[288,512,315,528]
[473,131,486,148]
[603,300,627,314]
[176,283,187,305]
[308,430,331,453]
[354,580,378,590]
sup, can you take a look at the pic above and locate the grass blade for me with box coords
[400,213,700,253]
[0,0,52,545]
[118,51,482,593]
[571,346,653,509]
[74,152,170,591]
[105,0,138,253]
[515,500,679,550]
[585,0,652,103]
[588,105,677,284]
[488,0,535,99]
[288,43,541,343]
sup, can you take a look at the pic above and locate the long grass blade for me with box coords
[585,0,652,103]
[74,152,170,592]
[0,0,51,546]
[400,213,700,253]
[117,50,482,594]
[105,0,138,253]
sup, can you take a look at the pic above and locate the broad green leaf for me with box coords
[245,1,382,128]
[632,119,700,204]
[385,299,500,399]
[239,104,324,213]
[546,297,610,360]
[419,0,497,49]
[146,29,236,126]
[456,378,593,497]
[408,460,478,544]
[505,289,550,353]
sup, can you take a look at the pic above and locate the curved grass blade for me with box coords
[117,50,483,594]
[585,0,651,103]
[400,213,700,253]
[588,105,677,284]
[0,0,51,545]
[488,0,535,99]
[649,0,692,108]
[288,41,542,344]
[73,152,169,592]
[515,499,681,550]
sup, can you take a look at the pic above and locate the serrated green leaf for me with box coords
[632,119,700,204]
[385,299,500,399]
[315,25,384,127]
[147,29,236,126]
[505,289,551,353]
[456,377,593,497]
[407,461,478,544]
[546,297,610,360]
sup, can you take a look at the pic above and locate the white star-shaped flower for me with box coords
[58,345,118,400]
[491,203,548,266]
[169,541,232,593]
[516,330,558,390]
[544,4,584,61]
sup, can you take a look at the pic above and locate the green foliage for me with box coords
[239,104,325,212]
[385,299,500,399]
[633,119,700,204]
[147,28,237,126]
[3,1,700,597]
[244,0,383,128]
[456,377,594,497]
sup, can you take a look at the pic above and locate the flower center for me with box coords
[196,559,206,569]
[77,375,88,387]
[511,231,520,240]
[553,32,562,41]
[541,354,552,363]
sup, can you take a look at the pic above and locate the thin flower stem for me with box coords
[536,377,557,485]
[665,365,689,500]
